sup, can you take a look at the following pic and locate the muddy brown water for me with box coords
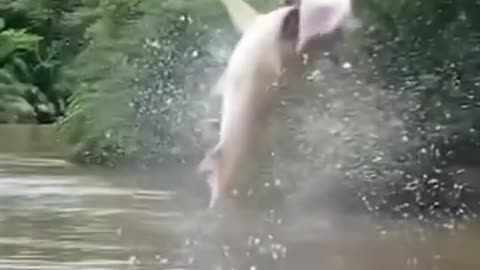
[0,124,479,270]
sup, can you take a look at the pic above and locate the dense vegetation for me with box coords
[1,0,480,219]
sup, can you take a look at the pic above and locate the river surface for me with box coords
[1,125,480,270]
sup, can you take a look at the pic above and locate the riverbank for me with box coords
[0,124,67,158]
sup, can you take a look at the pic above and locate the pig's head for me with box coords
[220,0,355,57]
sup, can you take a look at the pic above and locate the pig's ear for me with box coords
[219,0,260,34]
[296,0,351,52]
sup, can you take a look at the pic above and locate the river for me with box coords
[0,124,479,270]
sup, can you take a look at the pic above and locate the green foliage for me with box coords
[0,27,41,122]
[56,0,141,165]
[0,0,96,123]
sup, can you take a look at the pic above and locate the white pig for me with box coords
[199,0,353,208]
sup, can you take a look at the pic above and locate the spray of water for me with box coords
[126,11,480,270]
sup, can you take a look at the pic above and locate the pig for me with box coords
[199,0,354,209]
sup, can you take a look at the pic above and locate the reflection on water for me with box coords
[0,125,480,270]
[0,125,66,157]
[0,153,184,270]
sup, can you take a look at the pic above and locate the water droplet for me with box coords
[427,178,439,184]
[128,256,138,265]
[342,62,352,69]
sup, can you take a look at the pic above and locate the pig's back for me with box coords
[224,6,295,82]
